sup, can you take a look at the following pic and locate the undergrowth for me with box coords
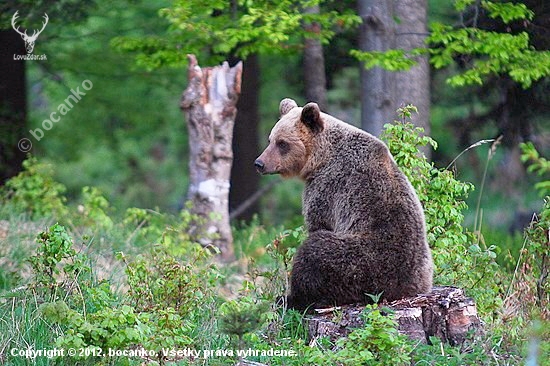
[0,109,548,365]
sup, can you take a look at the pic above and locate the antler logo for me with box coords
[11,11,49,54]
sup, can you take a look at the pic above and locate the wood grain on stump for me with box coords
[306,286,482,346]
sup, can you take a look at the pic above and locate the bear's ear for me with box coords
[301,102,323,133]
[279,98,298,116]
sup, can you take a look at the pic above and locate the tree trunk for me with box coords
[357,0,431,146]
[307,286,483,346]
[0,29,27,184]
[229,55,260,222]
[393,0,431,157]
[180,55,242,262]
[303,4,328,111]
[358,0,395,136]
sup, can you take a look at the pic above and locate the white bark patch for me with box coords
[198,179,230,204]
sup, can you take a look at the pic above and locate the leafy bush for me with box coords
[1,155,68,219]
[297,305,414,366]
[75,186,114,229]
[48,231,221,363]
[381,105,502,314]
[517,142,550,320]
[331,305,413,366]
[3,204,224,365]
[521,141,550,197]
[28,223,90,297]
[120,242,221,316]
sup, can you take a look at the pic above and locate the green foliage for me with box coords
[219,297,268,347]
[123,207,169,243]
[1,156,68,219]
[305,305,413,366]
[453,0,533,22]
[354,1,550,88]
[76,186,115,229]
[521,142,550,197]
[44,302,149,352]
[28,223,90,295]
[37,243,219,361]
[1,203,224,363]
[28,0,188,213]
[519,143,550,318]
[112,0,360,69]
[522,198,550,316]
[333,306,412,366]
[350,48,426,72]
[382,105,501,314]
[411,335,490,365]
[120,242,221,315]
[482,1,534,23]
[23,224,138,359]
[429,25,549,88]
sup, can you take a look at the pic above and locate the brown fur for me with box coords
[255,99,433,310]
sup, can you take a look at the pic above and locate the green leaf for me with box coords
[482,1,534,24]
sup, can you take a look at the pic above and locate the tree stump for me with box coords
[180,55,243,262]
[306,286,483,346]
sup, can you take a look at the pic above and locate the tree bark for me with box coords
[0,29,27,185]
[180,55,242,262]
[358,0,395,136]
[303,5,328,111]
[393,0,431,157]
[357,0,431,148]
[306,286,483,346]
[229,55,260,222]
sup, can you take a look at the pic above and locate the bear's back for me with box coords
[303,120,426,246]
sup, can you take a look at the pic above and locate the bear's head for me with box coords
[255,98,324,178]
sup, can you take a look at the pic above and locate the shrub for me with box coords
[1,156,68,219]
[381,105,502,315]
[25,211,224,364]
[332,305,413,366]
[28,223,90,298]
[517,142,550,319]
[303,305,413,366]
[75,186,114,229]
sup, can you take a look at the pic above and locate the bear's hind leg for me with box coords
[288,231,370,310]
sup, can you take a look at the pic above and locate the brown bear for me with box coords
[255,98,433,310]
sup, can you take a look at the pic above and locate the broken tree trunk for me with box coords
[180,55,243,262]
[307,286,483,346]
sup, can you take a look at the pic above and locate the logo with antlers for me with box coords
[11,11,49,54]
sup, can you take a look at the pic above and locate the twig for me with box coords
[229,179,281,220]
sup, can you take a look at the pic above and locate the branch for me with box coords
[229,179,281,221]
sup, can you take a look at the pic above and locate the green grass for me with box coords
[0,212,548,365]
[0,294,61,366]
[0,144,549,365]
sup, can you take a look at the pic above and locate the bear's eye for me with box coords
[276,140,290,154]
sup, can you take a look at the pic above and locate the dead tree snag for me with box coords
[180,55,243,262]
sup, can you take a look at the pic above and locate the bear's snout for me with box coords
[254,159,266,174]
